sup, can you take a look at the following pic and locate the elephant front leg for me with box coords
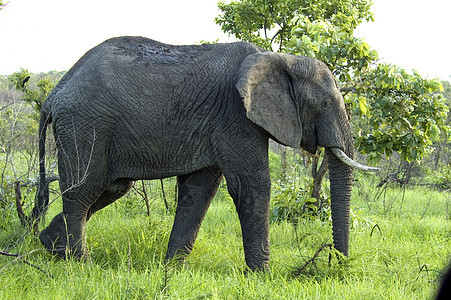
[166,167,223,261]
[226,173,272,271]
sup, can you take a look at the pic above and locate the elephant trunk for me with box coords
[326,147,353,256]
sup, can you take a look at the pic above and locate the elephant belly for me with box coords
[108,135,217,180]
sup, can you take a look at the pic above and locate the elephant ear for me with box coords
[236,52,302,148]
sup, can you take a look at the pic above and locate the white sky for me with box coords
[0,0,450,81]
[355,0,451,81]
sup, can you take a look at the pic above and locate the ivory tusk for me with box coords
[330,148,380,172]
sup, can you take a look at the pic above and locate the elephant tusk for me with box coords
[330,148,380,172]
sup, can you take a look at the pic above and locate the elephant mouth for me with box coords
[302,141,318,154]
[329,147,379,172]
[301,126,318,154]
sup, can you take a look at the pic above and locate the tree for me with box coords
[216,0,449,199]
[216,0,373,53]
[352,65,448,163]
[8,68,57,118]
[0,1,8,10]
[1,70,61,216]
[287,16,449,163]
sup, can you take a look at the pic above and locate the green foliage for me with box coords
[8,68,31,92]
[217,0,450,166]
[1,175,450,299]
[0,70,63,207]
[8,68,57,118]
[289,14,378,82]
[271,172,331,223]
[353,65,449,162]
[0,104,38,148]
[216,0,298,50]
[268,150,330,222]
[430,165,451,190]
[272,174,317,222]
[216,0,373,52]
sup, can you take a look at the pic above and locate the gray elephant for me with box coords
[36,36,376,271]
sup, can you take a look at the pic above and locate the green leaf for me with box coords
[358,97,368,115]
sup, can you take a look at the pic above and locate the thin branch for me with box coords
[0,250,54,278]
[293,244,333,277]
[0,250,20,257]
[269,9,283,27]
[160,179,170,212]
[17,175,59,188]
[132,180,151,217]
[312,153,328,179]
[340,86,416,95]
[0,102,14,111]
[370,223,383,237]
[14,181,29,228]
[0,1,11,10]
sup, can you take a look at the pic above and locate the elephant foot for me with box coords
[164,247,191,266]
[243,247,270,272]
[244,265,270,275]
[39,213,87,260]
[245,260,270,272]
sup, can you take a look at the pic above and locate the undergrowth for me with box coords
[1,156,450,299]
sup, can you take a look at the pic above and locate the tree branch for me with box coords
[132,180,151,217]
[17,175,59,188]
[293,244,333,277]
[340,86,417,95]
[14,175,59,230]
[0,250,54,278]
[14,181,29,227]
[160,179,170,213]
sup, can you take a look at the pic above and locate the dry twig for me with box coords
[14,181,29,227]
[370,223,383,238]
[293,244,333,277]
[0,250,54,278]
[13,176,59,231]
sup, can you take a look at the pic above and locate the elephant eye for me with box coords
[322,100,332,110]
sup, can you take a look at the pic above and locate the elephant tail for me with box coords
[31,108,53,230]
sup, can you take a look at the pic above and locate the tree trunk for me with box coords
[311,152,328,206]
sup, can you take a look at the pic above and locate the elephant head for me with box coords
[236,52,377,256]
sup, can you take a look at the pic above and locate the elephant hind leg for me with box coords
[39,212,69,258]
[86,178,133,221]
[40,179,133,259]
[39,210,89,259]
[40,205,91,259]
[166,167,223,261]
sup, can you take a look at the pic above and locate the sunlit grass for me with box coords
[1,176,450,299]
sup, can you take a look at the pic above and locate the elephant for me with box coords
[35,36,377,271]
[436,263,451,299]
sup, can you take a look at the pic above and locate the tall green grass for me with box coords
[1,174,450,299]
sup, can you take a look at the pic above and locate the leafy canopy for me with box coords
[8,68,56,118]
[0,1,8,10]
[216,0,373,52]
[216,0,449,163]
[353,65,448,162]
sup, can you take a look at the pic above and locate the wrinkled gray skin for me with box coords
[37,36,354,271]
